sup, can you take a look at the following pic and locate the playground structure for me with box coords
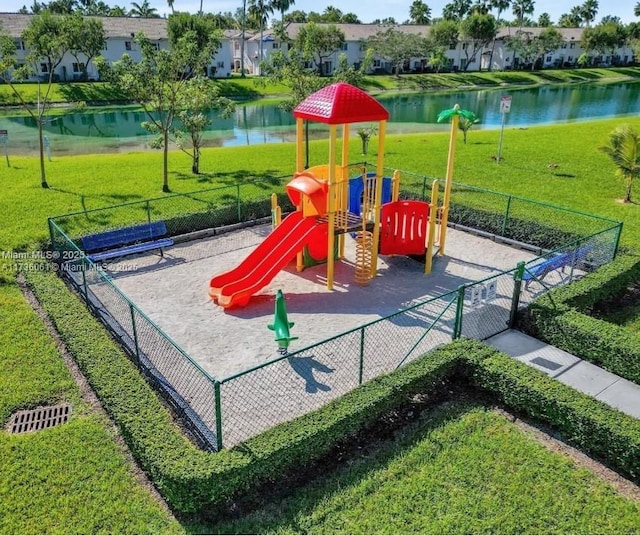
[209,83,455,309]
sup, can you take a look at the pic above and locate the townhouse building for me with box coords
[0,13,635,82]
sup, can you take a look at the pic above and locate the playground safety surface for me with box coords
[104,225,538,380]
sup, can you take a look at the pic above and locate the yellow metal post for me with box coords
[327,125,338,290]
[371,120,387,275]
[271,193,281,229]
[439,108,459,256]
[339,124,350,258]
[392,169,400,202]
[425,180,439,274]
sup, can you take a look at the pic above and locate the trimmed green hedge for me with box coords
[463,343,640,480]
[518,252,640,383]
[23,266,640,514]
[22,267,460,513]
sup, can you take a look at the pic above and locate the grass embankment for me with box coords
[202,404,640,534]
[1,66,639,107]
[2,117,640,531]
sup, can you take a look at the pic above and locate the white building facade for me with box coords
[0,14,635,82]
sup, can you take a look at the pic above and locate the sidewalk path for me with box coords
[486,330,640,419]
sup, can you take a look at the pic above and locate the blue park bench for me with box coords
[522,244,594,289]
[80,221,174,263]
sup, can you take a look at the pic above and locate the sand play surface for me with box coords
[104,225,538,381]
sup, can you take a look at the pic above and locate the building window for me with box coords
[216,61,224,68]
[125,41,132,51]
[272,42,280,49]
[561,43,567,48]
[546,55,552,62]
[234,41,240,50]
[373,59,381,68]
[151,42,160,50]
[449,42,456,50]
[462,43,468,50]
[567,55,573,62]
[359,42,366,51]
[342,43,348,51]
[569,42,575,49]
[72,62,85,73]
[14,40,25,50]
[40,63,49,73]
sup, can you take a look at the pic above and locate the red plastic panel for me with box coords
[379,201,430,256]
[293,83,389,124]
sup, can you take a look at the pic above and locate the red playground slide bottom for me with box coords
[209,212,324,308]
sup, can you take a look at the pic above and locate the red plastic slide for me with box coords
[209,212,323,308]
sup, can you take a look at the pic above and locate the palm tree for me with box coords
[491,0,510,22]
[409,0,431,24]
[271,0,295,23]
[167,0,174,14]
[635,2,640,17]
[537,12,551,26]
[442,0,471,21]
[512,0,534,29]
[248,0,274,74]
[600,125,640,203]
[580,0,598,27]
[570,5,584,26]
[129,0,158,17]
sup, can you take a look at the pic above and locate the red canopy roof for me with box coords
[293,83,389,125]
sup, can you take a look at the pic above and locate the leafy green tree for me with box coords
[582,20,627,58]
[259,48,325,111]
[636,2,640,17]
[174,79,235,174]
[108,4,127,15]
[367,27,429,75]
[506,27,563,69]
[430,18,460,48]
[459,12,497,71]
[295,22,345,75]
[284,9,307,22]
[600,125,640,203]
[339,13,361,23]
[96,29,219,192]
[0,11,72,188]
[409,0,432,24]
[332,49,373,86]
[321,5,343,23]
[428,47,448,71]
[66,13,105,80]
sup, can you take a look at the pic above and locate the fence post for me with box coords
[129,303,141,366]
[236,184,242,223]
[81,258,88,299]
[501,195,512,237]
[358,327,365,384]
[214,381,223,451]
[613,222,623,258]
[509,261,526,329]
[421,175,428,200]
[453,285,465,339]
[146,200,151,224]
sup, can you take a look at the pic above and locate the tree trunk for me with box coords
[625,176,633,203]
[192,147,200,174]
[38,120,48,189]
[162,129,170,192]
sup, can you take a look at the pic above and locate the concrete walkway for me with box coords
[487,330,640,419]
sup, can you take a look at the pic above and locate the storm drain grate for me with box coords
[8,404,72,434]
[530,356,563,371]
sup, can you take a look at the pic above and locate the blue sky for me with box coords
[2,0,637,25]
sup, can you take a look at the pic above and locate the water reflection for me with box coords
[2,80,639,155]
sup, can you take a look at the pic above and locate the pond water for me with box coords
[1,80,639,156]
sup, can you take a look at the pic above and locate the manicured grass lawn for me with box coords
[201,403,640,534]
[2,116,640,532]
